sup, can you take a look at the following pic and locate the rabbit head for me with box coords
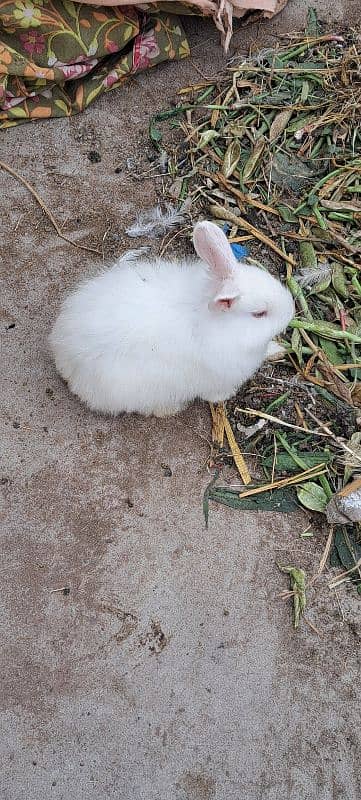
[193,221,294,338]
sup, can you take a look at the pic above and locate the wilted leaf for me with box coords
[197,129,219,149]
[270,152,320,193]
[149,121,162,148]
[203,471,219,529]
[242,137,266,182]
[278,205,298,223]
[330,527,361,591]
[351,383,361,407]
[326,477,361,523]
[306,7,321,36]
[264,452,331,473]
[269,110,293,142]
[321,199,361,213]
[227,123,246,138]
[340,432,361,481]
[317,337,344,366]
[308,275,331,294]
[288,113,315,133]
[299,241,317,270]
[222,139,241,178]
[300,80,309,102]
[317,361,353,405]
[297,482,328,512]
[291,327,303,365]
[278,564,307,628]
[332,262,349,299]
[209,486,299,512]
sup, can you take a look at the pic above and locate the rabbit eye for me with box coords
[252,310,267,318]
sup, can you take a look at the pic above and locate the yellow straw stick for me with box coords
[210,402,225,448]
[223,415,252,485]
[238,464,327,499]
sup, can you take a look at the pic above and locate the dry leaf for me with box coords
[269,109,293,142]
[351,383,361,407]
[242,137,266,182]
[222,139,241,179]
[317,361,353,405]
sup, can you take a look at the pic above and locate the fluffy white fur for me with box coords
[49,221,294,416]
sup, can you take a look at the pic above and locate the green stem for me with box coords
[278,42,316,61]
[318,475,333,499]
[287,276,313,321]
[276,432,308,470]
[289,319,361,344]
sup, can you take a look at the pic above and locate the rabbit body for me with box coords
[50,223,294,416]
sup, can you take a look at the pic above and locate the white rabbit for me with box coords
[49,221,294,416]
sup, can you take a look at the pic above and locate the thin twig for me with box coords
[101,225,111,262]
[235,407,331,438]
[311,526,334,582]
[271,432,277,484]
[237,463,327,499]
[303,617,323,637]
[304,408,361,466]
[333,585,346,622]
[210,203,296,266]
[200,169,280,216]
[0,159,100,255]
[328,558,361,589]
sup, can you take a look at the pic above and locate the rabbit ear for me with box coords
[212,277,241,311]
[193,221,237,278]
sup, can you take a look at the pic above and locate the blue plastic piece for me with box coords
[230,242,249,260]
[222,223,249,260]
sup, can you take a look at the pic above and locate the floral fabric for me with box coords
[0,1,190,127]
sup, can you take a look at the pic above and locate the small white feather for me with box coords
[116,248,149,263]
[295,262,332,288]
[126,204,185,239]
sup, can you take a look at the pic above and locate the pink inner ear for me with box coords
[193,221,237,278]
[215,298,236,310]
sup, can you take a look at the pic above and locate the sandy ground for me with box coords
[1,2,361,798]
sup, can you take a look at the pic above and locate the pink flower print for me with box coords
[105,40,119,54]
[48,54,97,67]
[2,91,25,111]
[19,30,45,55]
[102,69,119,89]
[132,30,160,72]
[52,60,97,80]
